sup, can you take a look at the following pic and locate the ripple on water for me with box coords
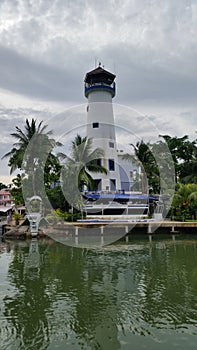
[0,322,19,350]
[1,239,197,350]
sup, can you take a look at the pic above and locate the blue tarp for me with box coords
[83,193,158,201]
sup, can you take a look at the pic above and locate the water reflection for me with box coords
[0,236,197,350]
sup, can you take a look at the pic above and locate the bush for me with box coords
[13,212,22,226]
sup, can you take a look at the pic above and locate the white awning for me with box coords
[0,206,14,213]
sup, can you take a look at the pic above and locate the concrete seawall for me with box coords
[2,221,197,240]
[70,220,197,235]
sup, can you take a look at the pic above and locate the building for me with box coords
[0,188,13,206]
[85,65,121,192]
[83,65,154,218]
[84,65,142,193]
[0,188,14,220]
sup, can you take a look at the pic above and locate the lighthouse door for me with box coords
[110,179,116,191]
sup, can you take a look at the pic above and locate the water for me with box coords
[0,234,197,350]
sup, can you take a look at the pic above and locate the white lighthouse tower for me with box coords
[84,65,121,192]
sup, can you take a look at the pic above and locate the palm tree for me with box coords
[126,139,175,194]
[3,119,51,173]
[59,135,107,215]
[127,140,160,193]
[3,118,61,196]
[59,134,107,191]
[160,134,197,184]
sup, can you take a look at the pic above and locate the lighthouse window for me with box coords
[93,179,102,191]
[93,122,99,128]
[108,159,115,171]
[109,142,114,148]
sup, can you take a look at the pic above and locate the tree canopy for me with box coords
[160,135,197,183]
[3,118,61,200]
[59,134,107,191]
[3,118,197,220]
[59,135,108,212]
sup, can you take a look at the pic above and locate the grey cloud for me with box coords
[0,0,197,183]
[0,45,82,102]
[1,0,197,107]
[101,43,197,106]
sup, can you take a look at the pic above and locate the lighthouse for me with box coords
[84,65,121,192]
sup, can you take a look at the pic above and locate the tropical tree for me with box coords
[0,182,7,190]
[3,119,49,173]
[10,174,24,205]
[46,186,68,212]
[171,183,197,220]
[128,140,160,193]
[59,135,107,213]
[59,134,107,191]
[123,140,160,193]
[2,118,61,197]
[160,135,197,184]
[150,140,175,194]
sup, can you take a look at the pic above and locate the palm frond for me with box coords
[79,169,95,189]
[2,118,60,175]
[2,148,17,159]
[86,163,108,174]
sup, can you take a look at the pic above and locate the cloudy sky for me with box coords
[0,0,197,184]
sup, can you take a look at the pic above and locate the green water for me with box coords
[0,235,197,350]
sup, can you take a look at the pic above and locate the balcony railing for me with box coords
[85,82,116,97]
